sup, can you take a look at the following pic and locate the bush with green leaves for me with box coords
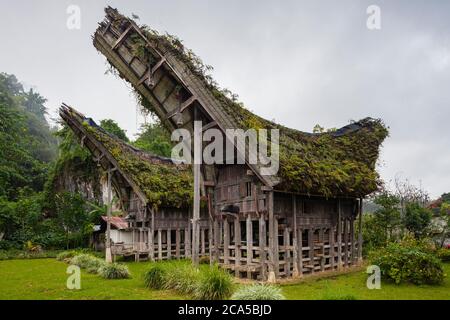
[369,239,444,285]
[196,265,233,300]
[143,264,167,289]
[231,284,285,300]
[70,253,105,274]
[98,262,130,279]
[143,260,233,300]
[56,250,77,261]
[436,248,450,262]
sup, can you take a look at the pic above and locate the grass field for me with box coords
[0,259,448,300]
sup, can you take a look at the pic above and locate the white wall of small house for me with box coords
[110,229,133,244]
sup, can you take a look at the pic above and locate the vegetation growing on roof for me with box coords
[82,121,193,208]
[99,7,389,197]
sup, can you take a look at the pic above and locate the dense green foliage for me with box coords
[133,121,172,157]
[0,73,57,200]
[361,190,435,255]
[100,119,130,142]
[0,72,104,250]
[142,260,233,300]
[403,203,433,238]
[231,284,286,300]
[369,238,444,285]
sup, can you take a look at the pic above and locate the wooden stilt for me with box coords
[167,228,172,259]
[298,228,303,277]
[158,229,162,260]
[259,213,267,281]
[330,225,335,270]
[268,192,276,282]
[213,217,220,262]
[358,198,363,262]
[350,216,355,264]
[201,228,206,256]
[246,213,253,279]
[337,200,342,270]
[344,218,349,267]
[284,227,291,277]
[234,216,241,277]
[292,195,299,277]
[224,218,230,265]
[175,228,181,258]
[274,218,279,278]
[308,228,314,274]
[319,228,325,272]
[149,209,155,261]
[192,118,201,267]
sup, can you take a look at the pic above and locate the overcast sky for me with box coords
[0,0,449,198]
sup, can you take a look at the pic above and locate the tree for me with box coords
[438,202,450,247]
[133,121,172,157]
[100,119,129,142]
[403,203,432,239]
[372,191,401,243]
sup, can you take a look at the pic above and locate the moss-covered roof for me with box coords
[60,106,193,208]
[95,7,389,198]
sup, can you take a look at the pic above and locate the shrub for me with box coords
[196,265,233,300]
[143,260,234,300]
[437,248,450,262]
[370,240,445,285]
[163,261,199,295]
[98,262,130,279]
[70,254,96,269]
[231,284,285,300]
[143,264,167,289]
[56,250,77,261]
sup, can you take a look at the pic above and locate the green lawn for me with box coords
[282,263,450,300]
[0,259,448,300]
[0,258,185,300]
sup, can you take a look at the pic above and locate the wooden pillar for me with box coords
[184,228,190,257]
[148,209,155,261]
[234,216,241,277]
[267,192,276,282]
[308,228,314,274]
[175,228,181,258]
[292,195,299,277]
[284,227,291,277]
[330,225,335,270]
[167,228,172,259]
[213,217,220,262]
[105,169,113,263]
[343,218,349,267]
[274,218,279,278]
[208,219,213,260]
[186,209,192,257]
[337,200,342,270]
[259,213,267,281]
[350,216,355,264]
[358,198,363,262]
[298,228,303,277]
[223,218,230,265]
[201,228,206,256]
[319,228,325,272]
[192,118,201,267]
[246,213,253,279]
[158,229,162,260]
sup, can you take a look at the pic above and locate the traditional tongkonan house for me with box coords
[64,7,388,281]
